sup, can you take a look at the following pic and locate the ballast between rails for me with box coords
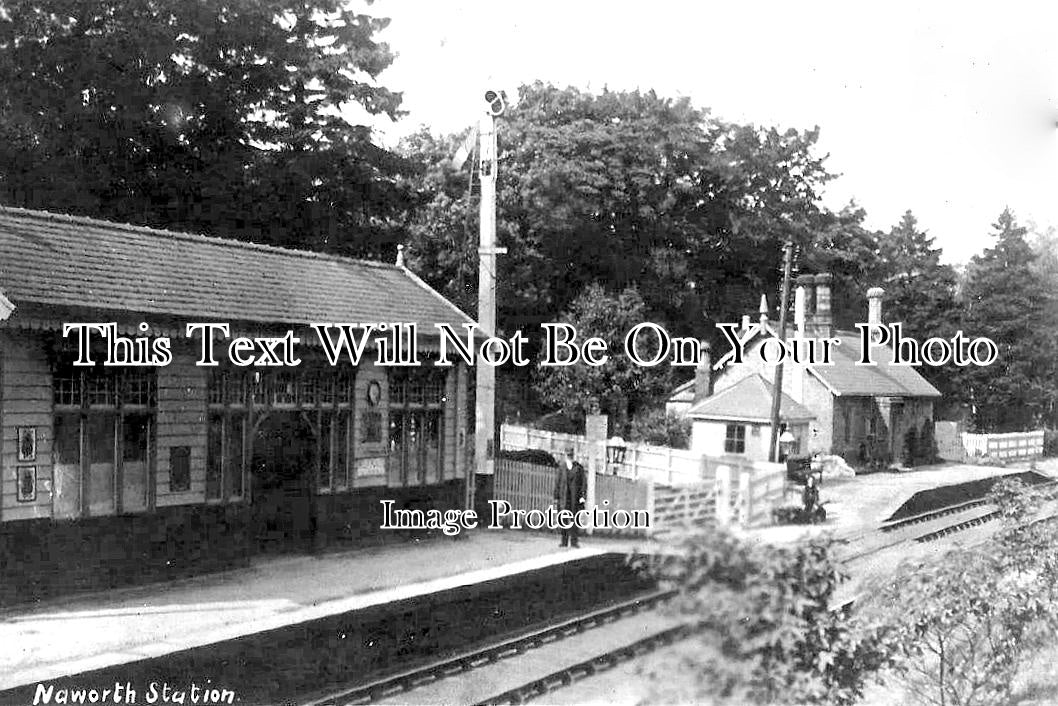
[305,589,678,706]
[841,476,1058,564]
[475,622,698,706]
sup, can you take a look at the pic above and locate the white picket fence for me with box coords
[500,423,707,485]
[961,430,1044,460]
[496,425,786,531]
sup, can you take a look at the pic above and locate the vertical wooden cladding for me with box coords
[0,330,471,522]
[155,338,208,506]
[0,332,53,520]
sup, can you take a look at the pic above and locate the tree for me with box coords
[872,211,964,407]
[532,284,674,433]
[961,209,1053,431]
[802,201,887,328]
[401,83,837,422]
[867,480,1058,706]
[1028,223,1058,428]
[0,0,406,255]
[628,408,691,448]
[402,83,835,337]
[646,529,895,705]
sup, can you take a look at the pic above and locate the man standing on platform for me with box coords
[554,447,586,548]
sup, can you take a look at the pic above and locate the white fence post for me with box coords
[715,465,732,526]
[738,468,751,527]
[646,477,656,537]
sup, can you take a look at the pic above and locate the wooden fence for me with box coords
[493,455,784,536]
[961,430,1044,460]
[492,460,555,515]
[652,483,716,534]
[936,423,1044,462]
[500,423,708,485]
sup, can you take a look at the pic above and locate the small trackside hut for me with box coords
[0,207,475,606]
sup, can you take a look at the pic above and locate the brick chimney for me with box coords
[808,273,833,337]
[867,286,884,326]
[693,341,712,404]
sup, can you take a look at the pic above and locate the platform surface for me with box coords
[742,460,1057,545]
[0,531,649,691]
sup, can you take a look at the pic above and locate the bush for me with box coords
[902,426,919,467]
[1044,429,1058,458]
[629,407,691,448]
[495,448,558,467]
[862,480,1058,705]
[533,408,583,435]
[918,419,939,465]
[644,529,895,705]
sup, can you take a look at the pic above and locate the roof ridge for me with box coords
[398,264,477,328]
[0,204,399,271]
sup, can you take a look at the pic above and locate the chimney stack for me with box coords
[693,341,712,403]
[811,273,833,337]
[795,274,816,336]
[867,286,884,326]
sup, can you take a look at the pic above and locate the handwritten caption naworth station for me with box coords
[61,321,998,369]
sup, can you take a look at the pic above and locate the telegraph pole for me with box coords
[470,90,507,512]
[768,240,794,462]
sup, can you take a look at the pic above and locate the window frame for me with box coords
[724,423,746,454]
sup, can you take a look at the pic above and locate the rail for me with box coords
[305,589,678,706]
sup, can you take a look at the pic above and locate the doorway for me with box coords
[251,412,317,553]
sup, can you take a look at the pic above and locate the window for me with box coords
[724,424,746,454]
[52,344,157,517]
[335,414,350,489]
[206,410,248,501]
[388,367,448,485]
[319,411,333,490]
[206,413,223,500]
[208,363,351,497]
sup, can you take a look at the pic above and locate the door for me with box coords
[251,413,317,552]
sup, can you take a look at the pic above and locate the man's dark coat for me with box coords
[553,461,586,512]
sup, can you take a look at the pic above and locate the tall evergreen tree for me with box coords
[0,0,405,255]
[1028,224,1058,427]
[961,208,1052,431]
[876,210,963,407]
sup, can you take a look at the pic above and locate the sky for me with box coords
[355,1,1058,265]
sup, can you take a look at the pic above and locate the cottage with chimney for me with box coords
[668,274,941,465]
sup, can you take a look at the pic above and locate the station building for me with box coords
[0,207,475,604]
[669,274,941,465]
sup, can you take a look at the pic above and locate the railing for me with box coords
[500,423,707,485]
[961,430,1044,460]
[493,455,784,535]
[652,483,716,534]
[493,460,556,515]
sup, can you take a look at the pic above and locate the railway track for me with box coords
[303,589,680,706]
[840,477,1058,563]
[306,479,1058,706]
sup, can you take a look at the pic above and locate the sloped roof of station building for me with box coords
[687,374,816,423]
[0,207,475,331]
[813,332,941,398]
